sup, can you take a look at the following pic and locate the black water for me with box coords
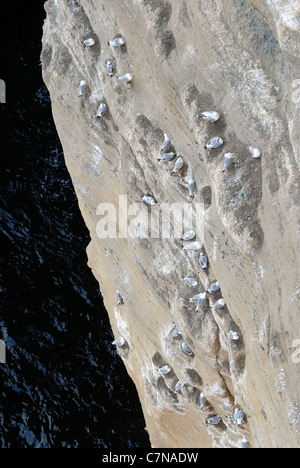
[0,1,150,448]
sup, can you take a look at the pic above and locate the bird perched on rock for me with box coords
[248,146,261,158]
[175,381,182,393]
[96,103,107,118]
[199,252,208,269]
[206,414,221,425]
[160,133,171,153]
[172,322,182,337]
[229,330,240,341]
[108,37,125,47]
[172,157,184,173]
[223,153,233,172]
[142,195,156,205]
[241,437,249,448]
[116,290,123,305]
[79,80,87,97]
[196,293,207,311]
[204,137,224,149]
[200,392,207,409]
[112,337,126,347]
[188,177,196,198]
[181,230,196,241]
[184,277,198,287]
[211,299,226,310]
[207,281,220,293]
[106,60,114,76]
[117,73,132,83]
[158,152,176,162]
[159,365,171,374]
[181,342,194,356]
[233,408,245,426]
[199,111,220,123]
[183,242,202,251]
[84,38,95,47]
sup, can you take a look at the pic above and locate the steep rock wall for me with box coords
[42,0,300,448]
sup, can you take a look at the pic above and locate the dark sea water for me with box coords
[0,1,149,448]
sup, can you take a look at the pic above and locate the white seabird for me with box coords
[189,293,202,303]
[160,133,171,153]
[142,195,156,205]
[196,292,207,311]
[223,153,233,172]
[159,365,171,374]
[175,381,182,393]
[108,37,125,47]
[199,111,220,123]
[200,392,207,409]
[183,242,202,251]
[106,60,114,76]
[188,177,196,198]
[172,322,182,337]
[116,290,123,305]
[199,252,208,269]
[248,146,261,159]
[96,103,107,118]
[207,281,220,293]
[79,80,87,97]
[84,38,95,47]
[117,73,132,83]
[206,414,221,425]
[172,157,184,173]
[229,330,240,341]
[233,408,245,426]
[184,277,198,287]
[112,337,126,347]
[181,342,194,356]
[211,299,226,310]
[241,437,249,448]
[158,152,176,162]
[204,137,224,149]
[181,230,196,241]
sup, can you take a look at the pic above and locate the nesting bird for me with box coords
[211,299,226,310]
[172,157,184,173]
[200,392,207,409]
[108,37,125,47]
[229,330,240,341]
[204,137,224,149]
[112,337,126,347]
[181,342,194,356]
[195,293,207,311]
[142,195,156,205]
[160,133,171,153]
[199,111,220,123]
[116,290,123,305]
[184,277,198,287]
[106,60,114,76]
[175,381,182,393]
[117,73,133,83]
[206,414,221,425]
[199,252,208,269]
[233,408,245,426]
[158,152,176,162]
[248,146,261,159]
[159,365,171,374]
[223,153,234,172]
[189,293,202,303]
[172,322,182,337]
[183,242,202,251]
[96,103,107,118]
[181,230,196,241]
[188,177,196,198]
[207,281,220,293]
[84,38,95,47]
[79,80,87,97]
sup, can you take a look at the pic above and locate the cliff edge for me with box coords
[42,0,300,448]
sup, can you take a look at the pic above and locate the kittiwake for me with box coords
[204,137,224,149]
[184,277,198,287]
[108,37,125,47]
[223,153,233,172]
[199,111,220,123]
[248,146,261,159]
[181,230,196,241]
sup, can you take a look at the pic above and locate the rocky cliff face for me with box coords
[42,0,300,448]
